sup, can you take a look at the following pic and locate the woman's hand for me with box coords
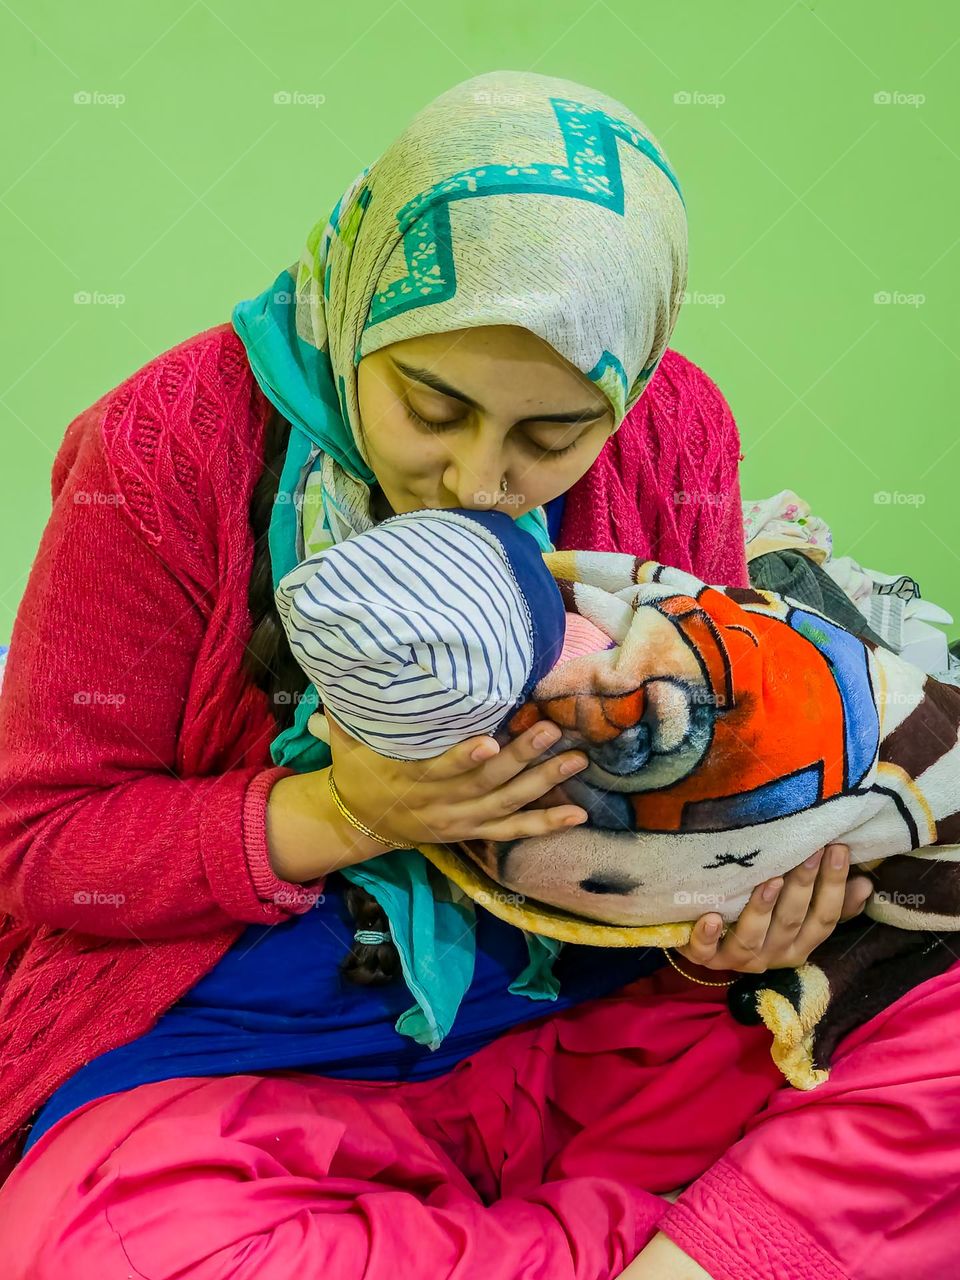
[321,711,590,851]
[674,843,873,973]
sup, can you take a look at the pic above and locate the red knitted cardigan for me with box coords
[0,323,747,1182]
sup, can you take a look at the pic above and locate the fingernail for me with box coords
[803,850,823,869]
[830,844,849,869]
[533,728,559,750]
[762,879,783,902]
[471,743,493,762]
[559,756,587,775]
[703,919,721,938]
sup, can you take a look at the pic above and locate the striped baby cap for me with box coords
[275,507,568,760]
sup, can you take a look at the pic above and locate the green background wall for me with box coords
[2,1,956,639]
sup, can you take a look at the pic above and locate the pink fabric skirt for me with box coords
[4,959,960,1279]
[0,967,781,1279]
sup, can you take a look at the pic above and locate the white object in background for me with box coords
[900,600,954,673]
[900,619,949,675]
[823,555,875,609]
[896,594,954,675]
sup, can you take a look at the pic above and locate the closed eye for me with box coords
[404,404,583,458]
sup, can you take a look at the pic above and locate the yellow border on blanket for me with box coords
[417,841,695,948]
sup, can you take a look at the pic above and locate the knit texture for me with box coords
[0,323,746,1183]
[559,345,747,581]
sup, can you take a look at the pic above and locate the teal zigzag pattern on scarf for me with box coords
[366,96,684,337]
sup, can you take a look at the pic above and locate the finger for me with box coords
[307,710,331,743]
[713,878,784,970]
[412,732,503,783]
[520,781,568,810]
[840,873,873,921]
[467,747,590,825]
[323,709,372,756]
[467,800,590,843]
[471,720,571,792]
[792,843,853,952]
[418,720,558,785]
[675,913,725,967]
[763,847,826,949]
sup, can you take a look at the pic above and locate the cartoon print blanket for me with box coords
[417,551,960,1089]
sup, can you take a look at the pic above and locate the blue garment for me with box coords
[544,491,567,545]
[25,876,664,1153]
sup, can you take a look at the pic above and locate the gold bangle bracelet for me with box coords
[661,947,736,988]
[327,770,397,848]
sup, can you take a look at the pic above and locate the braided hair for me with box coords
[242,405,402,985]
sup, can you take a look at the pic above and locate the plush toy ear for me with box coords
[542,549,643,594]
[727,916,960,1092]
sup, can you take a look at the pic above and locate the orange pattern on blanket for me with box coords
[528,581,851,834]
[633,589,848,830]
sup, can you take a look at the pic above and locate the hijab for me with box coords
[232,67,687,1048]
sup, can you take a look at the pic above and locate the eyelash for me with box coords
[404,405,581,459]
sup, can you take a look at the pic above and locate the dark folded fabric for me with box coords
[748,550,895,653]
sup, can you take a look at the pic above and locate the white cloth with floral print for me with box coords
[741,489,833,564]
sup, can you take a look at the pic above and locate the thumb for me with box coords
[840,874,873,921]
[307,710,331,744]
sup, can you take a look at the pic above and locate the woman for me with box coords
[0,69,956,1279]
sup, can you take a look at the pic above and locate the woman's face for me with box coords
[356,324,616,518]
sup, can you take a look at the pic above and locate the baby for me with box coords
[275,506,609,762]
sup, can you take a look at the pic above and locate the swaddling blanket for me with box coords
[279,512,960,1088]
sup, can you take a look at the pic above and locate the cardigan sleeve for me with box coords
[0,366,324,939]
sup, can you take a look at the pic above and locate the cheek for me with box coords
[361,397,433,476]
[515,433,609,505]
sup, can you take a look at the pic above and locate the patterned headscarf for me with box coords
[232,68,687,1047]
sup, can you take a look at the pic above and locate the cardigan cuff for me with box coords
[658,1158,847,1280]
[242,766,327,914]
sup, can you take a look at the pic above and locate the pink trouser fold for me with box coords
[2,961,959,1280]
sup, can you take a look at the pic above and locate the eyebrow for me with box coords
[390,357,609,425]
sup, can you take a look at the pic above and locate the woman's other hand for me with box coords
[322,711,590,852]
[674,843,873,973]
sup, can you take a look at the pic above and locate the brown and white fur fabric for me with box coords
[419,551,960,1089]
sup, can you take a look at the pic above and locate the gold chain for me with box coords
[328,770,398,848]
[661,947,736,987]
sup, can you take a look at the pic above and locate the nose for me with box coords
[442,432,506,510]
